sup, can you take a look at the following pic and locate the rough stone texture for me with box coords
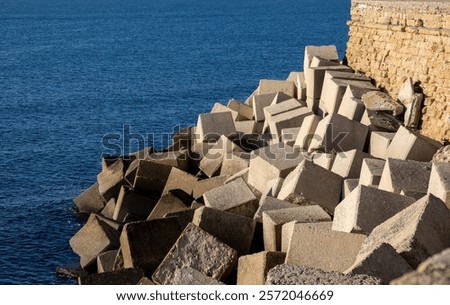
[294,114,321,151]
[432,145,450,164]
[70,214,119,269]
[308,114,369,153]
[137,277,155,285]
[171,266,224,285]
[277,160,343,215]
[196,112,236,142]
[113,186,156,222]
[263,205,331,251]
[346,0,450,142]
[247,143,304,194]
[120,218,183,274]
[133,160,172,195]
[74,182,106,214]
[152,223,238,284]
[193,206,256,256]
[266,264,381,285]
[333,185,416,234]
[285,222,366,272]
[97,249,119,273]
[237,251,286,285]
[391,248,450,285]
[359,194,450,268]
[254,196,298,223]
[378,158,431,196]
[359,158,386,186]
[345,243,413,284]
[385,126,442,162]
[78,268,144,285]
[361,91,404,116]
[162,167,198,196]
[369,131,395,160]
[331,149,372,179]
[203,178,258,217]
[258,79,295,97]
[428,162,450,209]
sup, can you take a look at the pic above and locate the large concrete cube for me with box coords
[369,131,395,160]
[97,159,128,202]
[133,160,172,195]
[258,79,295,97]
[385,126,442,162]
[303,45,339,79]
[362,91,404,116]
[311,151,336,170]
[332,185,416,234]
[220,152,250,176]
[263,98,304,132]
[254,196,298,223]
[237,251,286,285]
[113,185,157,222]
[74,182,106,214]
[359,158,385,186]
[192,175,228,199]
[227,99,254,121]
[331,149,372,179]
[162,167,198,195]
[152,223,238,284]
[286,71,307,100]
[147,191,192,220]
[211,102,239,121]
[294,114,321,151]
[268,107,312,142]
[281,127,301,147]
[428,162,450,208]
[252,92,292,122]
[196,112,237,142]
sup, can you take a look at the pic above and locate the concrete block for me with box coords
[311,151,336,170]
[74,182,106,214]
[332,185,416,234]
[120,218,183,274]
[277,160,343,215]
[284,222,366,272]
[362,91,404,116]
[263,205,331,251]
[403,93,424,129]
[287,71,306,101]
[171,266,224,285]
[252,92,292,122]
[192,175,228,199]
[338,97,365,121]
[211,102,239,121]
[228,99,254,120]
[112,249,124,271]
[100,198,116,219]
[148,150,189,172]
[244,87,259,106]
[386,126,442,162]
[152,223,238,284]
[359,194,450,268]
[137,277,155,285]
[303,45,339,76]
[391,248,450,285]
[330,150,372,179]
[369,131,395,160]
[78,268,144,285]
[263,98,304,132]
[196,112,236,142]
[97,249,119,273]
[428,162,450,209]
[220,152,250,176]
[254,196,298,223]
[308,114,369,153]
[345,243,413,284]
[97,159,128,202]
[294,114,321,151]
[235,120,257,135]
[379,158,431,196]
[247,143,304,194]
[147,190,192,220]
[343,179,359,198]
[281,127,300,147]
[133,160,172,195]
[203,178,258,217]
[360,109,401,132]
[162,167,198,196]
[113,185,157,222]
[193,206,256,256]
[268,107,312,142]
[237,251,286,285]
[70,214,119,269]
[258,79,295,96]
[266,264,381,285]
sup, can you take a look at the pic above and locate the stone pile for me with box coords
[66,45,450,285]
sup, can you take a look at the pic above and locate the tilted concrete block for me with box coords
[337,84,377,121]
[360,109,402,132]
[286,71,307,100]
[203,178,258,217]
[268,107,312,143]
[331,149,372,179]
[284,222,366,272]
[308,114,369,153]
[385,126,442,162]
[152,223,238,284]
[171,266,224,285]
[427,162,450,209]
[237,251,286,285]
[266,264,381,285]
[100,198,116,219]
[113,185,157,222]
[74,182,106,214]
[332,185,416,234]
[263,205,331,251]
[227,99,254,121]
[362,91,404,116]
[97,249,119,273]
[311,151,336,170]
[378,158,431,196]
[70,214,119,269]
[244,87,259,106]
[252,92,292,122]
[193,206,256,256]
[277,160,343,215]
[220,152,250,176]
[148,150,189,172]
[247,143,304,194]
[97,159,129,202]
[192,175,228,199]
[343,178,359,199]
[133,160,172,195]
[196,112,236,142]
[359,194,450,268]
[294,114,321,151]
[303,45,339,79]
[281,127,301,147]
[359,158,385,186]
[345,243,413,284]
[210,102,239,121]
[162,167,198,196]
[147,190,192,220]
[258,79,295,97]
[235,120,257,135]
[120,218,183,274]
[263,98,305,132]
[254,196,298,223]
[369,131,395,160]
[78,268,144,285]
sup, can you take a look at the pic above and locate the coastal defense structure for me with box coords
[346,0,450,142]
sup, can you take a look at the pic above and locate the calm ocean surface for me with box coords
[0,0,350,284]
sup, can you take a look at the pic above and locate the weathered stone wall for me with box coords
[346,0,450,142]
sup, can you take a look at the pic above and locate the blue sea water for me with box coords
[0,0,350,284]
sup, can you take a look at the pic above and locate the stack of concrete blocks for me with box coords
[69,44,448,285]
